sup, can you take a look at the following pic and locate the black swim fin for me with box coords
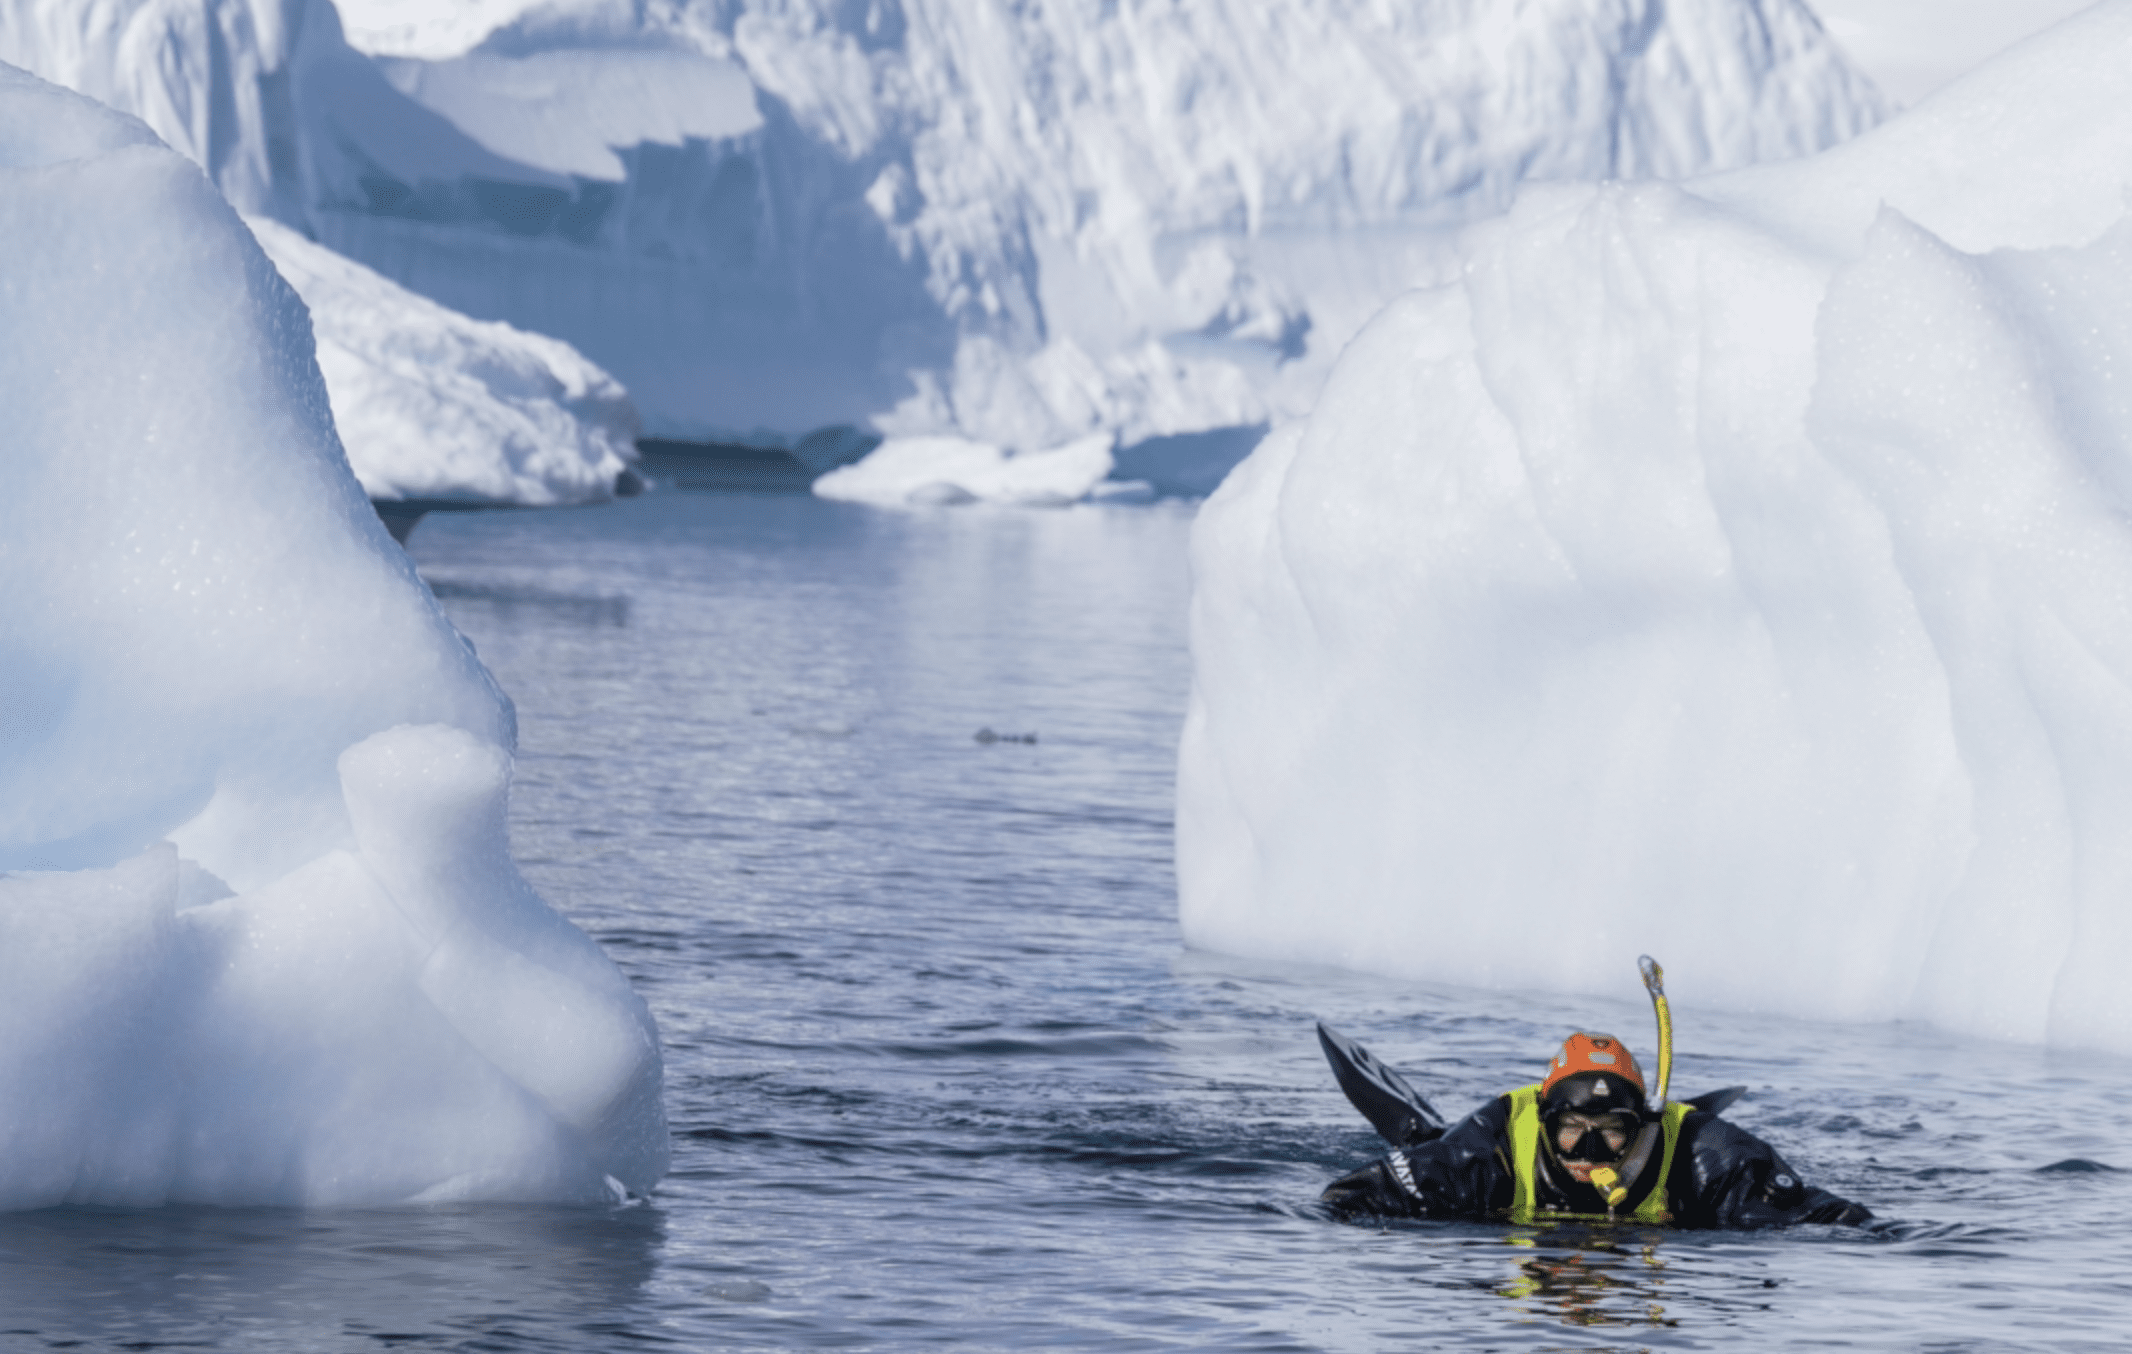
[1317,1022,1448,1148]
[1683,1085,1746,1116]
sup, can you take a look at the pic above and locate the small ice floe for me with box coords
[813,433,1114,508]
[1090,479,1158,504]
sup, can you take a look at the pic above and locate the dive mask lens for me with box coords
[1554,1113,1633,1163]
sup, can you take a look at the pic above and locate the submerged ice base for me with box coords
[0,66,665,1208]
[0,728,665,1209]
[1178,2,2132,1051]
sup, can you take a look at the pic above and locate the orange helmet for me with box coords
[1540,1031,1646,1112]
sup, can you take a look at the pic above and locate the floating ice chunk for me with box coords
[813,432,1116,508]
[1178,2,2132,1052]
[246,214,640,506]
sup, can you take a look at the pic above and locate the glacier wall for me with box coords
[320,0,1894,450]
[0,0,312,222]
[0,66,665,1206]
[4,0,1892,454]
[1178,0,2132,1051]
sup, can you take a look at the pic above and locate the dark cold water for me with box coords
[5,492,2131,1352]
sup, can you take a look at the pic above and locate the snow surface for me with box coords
[1178,0,2132,1052]
[5,0,1890,462]
[813,432,1115,508]
[1810,0,2098,106]
[335,0,544,59]
[247,215,640,504]
[373,46,763,182]
[0,67,665,1207]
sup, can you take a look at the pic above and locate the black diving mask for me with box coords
[1550,1111,1637,1164]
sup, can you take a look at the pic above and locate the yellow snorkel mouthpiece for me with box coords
[1589,1165,1628,1208]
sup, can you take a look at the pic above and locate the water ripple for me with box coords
[10,497,2127,1352]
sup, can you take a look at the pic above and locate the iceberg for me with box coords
[246,214,640,508]
[1178,1,2132,1051]
[0,65,665,1208]
[3,0,1890,458]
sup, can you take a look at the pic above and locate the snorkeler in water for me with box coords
[1320,1029,1869,1227]
[1318,958,1870,1228]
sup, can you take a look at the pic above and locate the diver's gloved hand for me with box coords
[1703,1135,1875,1228]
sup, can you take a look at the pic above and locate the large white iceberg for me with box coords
[1179,1,2132,1051]
[0,65,665,1208]
[3,0,1890,458]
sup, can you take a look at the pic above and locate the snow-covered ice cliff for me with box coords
[1178,0,2132,1051]
[247,215,640,505]
[4,0,1891,462]
[0,66,666,1207]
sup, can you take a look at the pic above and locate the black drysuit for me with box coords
[1322,1093,1871,1228]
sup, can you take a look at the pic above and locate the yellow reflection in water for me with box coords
[1497,1227,1675,1331]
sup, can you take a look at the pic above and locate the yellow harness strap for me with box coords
[1507,1085,1689,1224]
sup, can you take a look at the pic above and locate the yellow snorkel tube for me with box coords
[1590,957,1674,1212]
[1637,954,1673,1112]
